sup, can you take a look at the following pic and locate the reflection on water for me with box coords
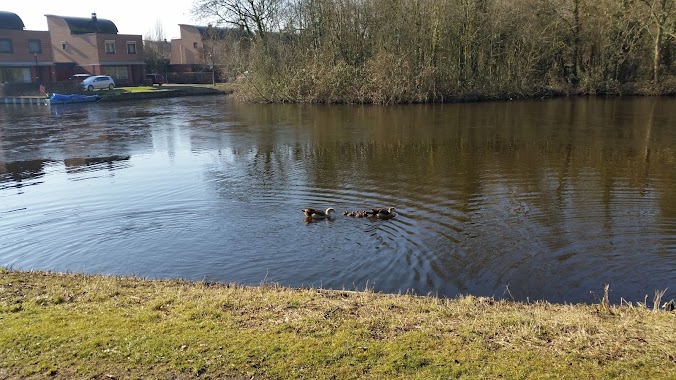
[0,97,674,304]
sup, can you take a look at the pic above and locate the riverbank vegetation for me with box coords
[188,0,676,104]
[1,269,674,379]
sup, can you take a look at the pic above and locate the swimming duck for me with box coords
[303,207,336,219]
[371,207,396,219]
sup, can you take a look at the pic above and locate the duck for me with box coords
[303,207,336,219]
[371,207,396,219]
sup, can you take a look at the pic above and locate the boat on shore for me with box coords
[49,93,102,105]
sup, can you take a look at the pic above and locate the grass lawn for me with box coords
[1,269,674,379]
[101,83,238,96]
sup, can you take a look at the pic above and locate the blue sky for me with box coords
[1,0,197,39]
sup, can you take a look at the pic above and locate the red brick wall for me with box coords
[47,17,144,65]
[0,29,54,62]
[46,15,145,83]
[0,29,53,64]
[0,29,56,82]
[95,33,144,64]
[47,16,99,64]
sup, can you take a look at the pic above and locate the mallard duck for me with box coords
[371,207,396,219]
[303,208,336,219]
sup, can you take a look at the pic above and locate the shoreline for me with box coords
[1,269,674,379]
[98,85,230,102]
[2,82,675,106]
[0,84,231,106]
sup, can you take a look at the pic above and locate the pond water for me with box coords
[1,96,674,304]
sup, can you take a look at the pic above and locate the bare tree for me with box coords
[144,20,171,74]
[640,0,676,81]
[192,0,285,40]
[190,0,676,103]
[145,19,166,42]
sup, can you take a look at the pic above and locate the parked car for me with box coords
[69,74,91,82]
[82,75,115,91]
[145,74,166,86]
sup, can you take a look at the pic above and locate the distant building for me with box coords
[170,24,248,70]
[46,13,145,84]
[170,25,204,67]
[0,11,55,83]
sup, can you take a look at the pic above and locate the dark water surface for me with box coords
[1,96,674,304]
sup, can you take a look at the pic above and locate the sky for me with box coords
[1,0,199,39]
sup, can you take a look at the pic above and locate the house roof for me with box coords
[194,25,229,39]
[0,11,25,30]
[183,24,249,39]
[47,14,118,34]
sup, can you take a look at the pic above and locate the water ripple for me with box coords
[1,97,674,303]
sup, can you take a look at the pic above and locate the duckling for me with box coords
[371,207,396,219]
[343,210,369,217]
[355,210,370,218]
[303,208,336,219]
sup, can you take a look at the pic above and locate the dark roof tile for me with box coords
[50,14,118,34]
[0,11,25,30]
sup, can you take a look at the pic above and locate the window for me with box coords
[28,39,42,54]
[0,38,13,53]
[0,67,31,83]
[105,40,116,54]
[61,41,67,50]
[102,66,129,80]
[126,41,136,54]
[193,42,198,49]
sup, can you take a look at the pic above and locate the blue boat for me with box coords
[49,93,102,105]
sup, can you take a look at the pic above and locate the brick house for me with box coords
[168,24,250,83]
[170,24,248,68]
[46,13,144,84]
[0,11,55,83]
[170,25,203,67]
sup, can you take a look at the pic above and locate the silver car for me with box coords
[82,75,115,91]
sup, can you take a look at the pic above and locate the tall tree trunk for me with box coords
[653,25,662,81]
[572,0,580,80]
[641,0,675,82]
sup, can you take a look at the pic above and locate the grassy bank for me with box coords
[99,84,233,98]
[1,270,674,379]
[113,84,237,95]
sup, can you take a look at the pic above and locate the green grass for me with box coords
[1,269,674,379]
[96,83,234,97]
[104,85,191,95]
[130,83,236,93]
[114,85,165,93]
